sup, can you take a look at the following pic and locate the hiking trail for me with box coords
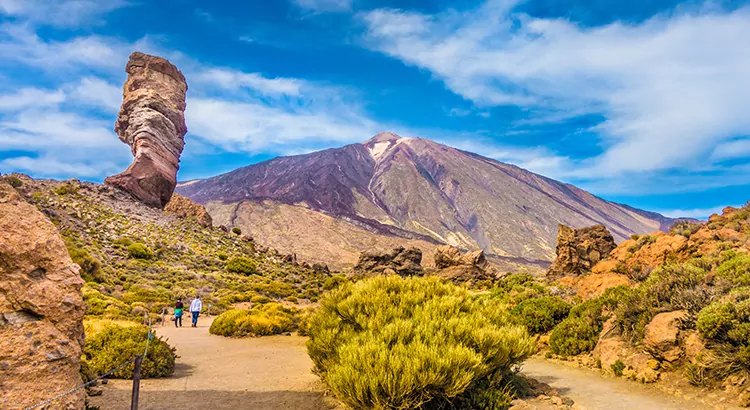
[87,318,337,410]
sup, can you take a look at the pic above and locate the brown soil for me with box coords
[88,318,338,410]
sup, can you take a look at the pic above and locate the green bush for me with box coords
[322,275,348,291]
[511,296,571,334]
[232,227,242,235]
[717,252,750,286]
[53,183,79,196]
[65,243,103,282]
[209,303,296,337]
[226,257,258,275]
[669,220,703,238]
[127,243,153,260]
[306,276,535,409]
[2,175,23,188]
[83,324,176,378]
[548,287,629,356]
[611,360,625,377]
[695,298,750,380]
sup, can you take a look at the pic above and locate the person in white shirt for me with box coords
[190,296,203,327]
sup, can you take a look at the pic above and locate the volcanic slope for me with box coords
[177,132,674,271]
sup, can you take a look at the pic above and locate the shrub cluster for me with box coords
[209,303,296,337]
[226,256,258,275]
[511,296,571,335]
[695,294,750,380]
[127,243,154,260]
[307,276,535,409]
[83,324,176,379]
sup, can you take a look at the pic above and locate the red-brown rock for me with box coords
[0,182,86,409]
[165,193,212,227]
[105,52,188,209]
[548,224,617,278]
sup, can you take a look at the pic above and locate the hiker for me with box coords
[174,298,184,327]
[190,295,203,327]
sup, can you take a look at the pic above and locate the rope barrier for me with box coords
[22,328,154,410]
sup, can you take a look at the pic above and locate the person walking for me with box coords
[174,298,184,328]
[190,295,202,327]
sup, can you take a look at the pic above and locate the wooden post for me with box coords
[131,355,143,410]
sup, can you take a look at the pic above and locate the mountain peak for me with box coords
[364,132,402,145]
[363,132,405,160]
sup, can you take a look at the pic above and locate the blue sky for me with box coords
[1,0,749,218]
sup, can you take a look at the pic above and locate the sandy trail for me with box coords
[523,358,740,410]
[88,318,335,410]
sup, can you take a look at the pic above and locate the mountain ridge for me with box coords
[177,132,679,271]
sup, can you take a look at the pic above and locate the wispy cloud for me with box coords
[0,0,129,27]
[292,0,353,13]
[360,2,750,180]
[656,205,741,219]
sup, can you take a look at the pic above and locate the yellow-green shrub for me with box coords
[127,243,153,260]
[209,303,296,337]
[83,324,176,379]
[511,296,571,334]
[306,276,535,409]
[226,256,257,275]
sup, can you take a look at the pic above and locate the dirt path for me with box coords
[522,358,740,410]
[88,318,336,410]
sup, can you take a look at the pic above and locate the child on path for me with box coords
[190,295,202,327]
[174,298,184,327]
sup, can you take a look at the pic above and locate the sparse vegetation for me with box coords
[307,276,535,409]
[2,175,23,188]
[232,227,242,235]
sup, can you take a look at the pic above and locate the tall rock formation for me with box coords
[105,52,188,209]
[547,224,617,278]
[0,182,86,409]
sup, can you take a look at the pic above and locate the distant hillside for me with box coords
[177,132,678,271]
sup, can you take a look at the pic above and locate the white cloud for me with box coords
[711,138,750,161]
[292,0,352,13]
[656,205,740,219]
[0,24,147,73]
[193,68,304,97]
[0,88,65,110]
[68,77,122,111]
[187,97,379,154]
[0,155,110,177]
[0,0,129,27]
[361,3,750,178]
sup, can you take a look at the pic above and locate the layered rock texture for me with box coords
[105,52,188,209]
[547,224,617,278]
[351,246,423,277]
[0,182,85,409]
[165,193,213,227]
[178,132,676,272]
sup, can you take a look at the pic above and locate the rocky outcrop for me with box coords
[105,52,188,209]
[434,245,489,269]
[644,310,687,363]
[351,247,422,277]
[0,182,85,409]
[433,246,494,284]
[547,224,617,278]
[165,193,212,227]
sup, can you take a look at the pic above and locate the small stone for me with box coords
[550,396,564,405]
[87,387,104,397]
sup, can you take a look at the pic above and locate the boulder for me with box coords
[644,310,687,363]
[164,193,212,227]
[434,245,489,269]
[105,52,188,209]
[352,246,422,277]
[0,183,86,409]
[548,224,617,278]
